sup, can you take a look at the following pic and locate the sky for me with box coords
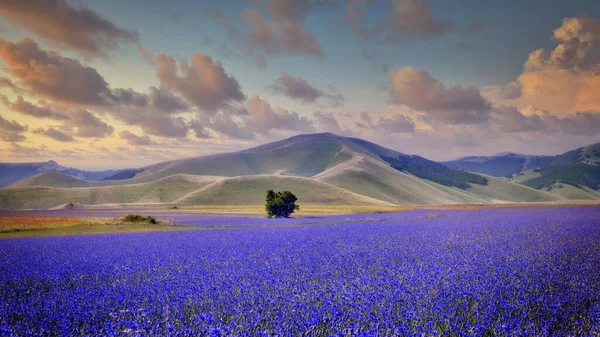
[0,0,599,170]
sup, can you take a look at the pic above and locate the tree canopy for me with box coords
[265,190,300,218]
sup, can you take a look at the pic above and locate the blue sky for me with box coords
[0,0,599,169]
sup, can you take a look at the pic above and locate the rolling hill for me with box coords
[0,133,597,210]
[0,160,129,187]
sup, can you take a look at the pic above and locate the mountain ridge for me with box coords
[0,133,598,210]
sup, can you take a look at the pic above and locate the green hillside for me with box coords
[0,175,219,210]
[314,156,483,205]
[174,175,391,206]
[2,133,599,210]
[382,155,488,189]
[10,172,93,188]
[521,164,600,190]
[551,143,600,166]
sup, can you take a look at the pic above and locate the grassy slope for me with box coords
[174,175,391,206]
[463,175,562,202]
[510,169,542,183]
[314,156,485,205]
[545,184,600,200]
[0,175,220,210]
[10,172,94,188]
[0,161,65,187]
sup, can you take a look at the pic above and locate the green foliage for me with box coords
[382,155,488,189]
[122,214,158,224]
[550,148,584,166]
[265,190,300,218]
[521,164,600,190]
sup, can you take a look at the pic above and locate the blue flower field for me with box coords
[1,207,600,336]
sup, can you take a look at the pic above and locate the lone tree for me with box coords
[265,189,300,218]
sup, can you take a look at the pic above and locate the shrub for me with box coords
[265,190,299,218]
[122,214,158,224]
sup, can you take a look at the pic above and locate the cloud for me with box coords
[61,109,114,138]
[0,38,194,132]
[0,95,68,120]
[549,16,600,68]
[33,127,74,142]
[0,0,139,58]
[0,116,27,133]
[313,111,342,133]
[138,46,154,65]
[108,103,191,138]
[377,114,416,133]
[523,16,600,71]
[196,95,315,139]
[261,0,339,21]
[0,115,27,142]
[146,86,190,113]
[0,76,24,94]
[517,64,600,117]
[1,93,113,138]
[388,66,491,124]
[0,38,114,105]
[189,120,211,139]
[267,72,344,107]
[491,105,600,136]
[356,111,415,134]
[345,0,452,41]
[485,16,600,117]
[242,8,323,57]
[490,106,545,133]
[155,52,245,113]
[221,0,328,57]
[244,95,315,135]
[483,81,522,101]
[207,114,255,140]
[385,0,453,40]
[119,130,156,145]
[207,3,327,62]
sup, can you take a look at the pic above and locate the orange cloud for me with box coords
[388,66,491,124]
[485,15,600,117]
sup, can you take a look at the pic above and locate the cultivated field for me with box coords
[1,206,599,335]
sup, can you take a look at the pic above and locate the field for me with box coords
[1,207,600,335]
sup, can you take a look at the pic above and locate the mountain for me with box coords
[443,142,600,193]
[550,143,600,166]
[443,143,600,179]
[0,160,129,187]
[0,160,64,188]
[442,154,555,178]
[0,133,589,210]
